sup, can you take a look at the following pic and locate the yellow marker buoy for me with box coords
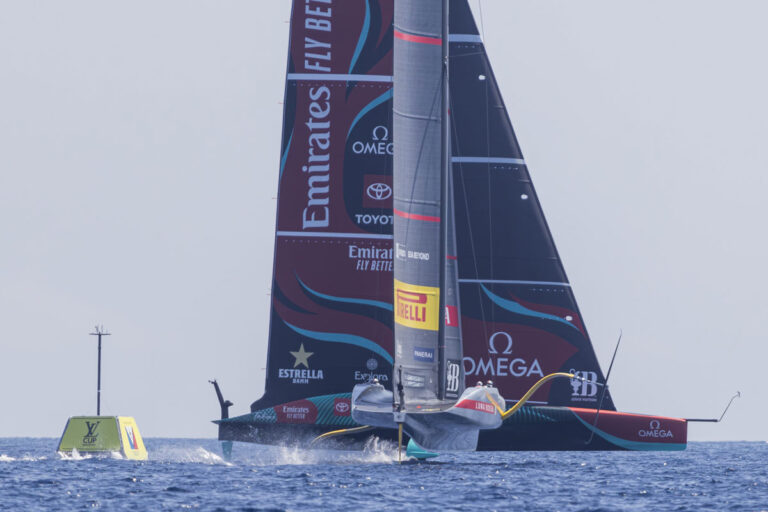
[58,416,147,460]
[57,326,147,460]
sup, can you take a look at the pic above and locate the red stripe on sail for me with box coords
[393,209,440,223]
[446,255,457,260]
[394,30,442,46]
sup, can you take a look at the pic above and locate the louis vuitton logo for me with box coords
[82,420,100,445]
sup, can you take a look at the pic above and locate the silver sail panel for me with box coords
[392,0,459,409]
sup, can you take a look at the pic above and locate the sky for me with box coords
[1,1,766,441]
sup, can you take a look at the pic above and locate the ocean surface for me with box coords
[1,438,766,511]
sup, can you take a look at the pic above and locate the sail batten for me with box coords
[453,156,527,165]
[275,231,394,240]
[459,279,572,287]
[286,73,393,82]
[449,34,483,43]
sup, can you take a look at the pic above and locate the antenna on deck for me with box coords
[687,391,741,423]
[90,325,111,416]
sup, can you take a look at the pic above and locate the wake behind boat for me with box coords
[212,0,690,452]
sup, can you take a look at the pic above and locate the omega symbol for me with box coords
[488,332,514,355]
[372,125,389,141]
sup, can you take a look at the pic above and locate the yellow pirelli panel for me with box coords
[394,279,439,331]
[117,417,147,460]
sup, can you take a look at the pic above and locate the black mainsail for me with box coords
[448,0,614,410]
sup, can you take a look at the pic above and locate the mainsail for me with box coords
[252,0,396,413]
[214,0,689,453]
[448,0,614,410]
[251,0,611,415]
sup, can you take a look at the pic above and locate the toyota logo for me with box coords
[366,183,392,201]
[335,402,350,413]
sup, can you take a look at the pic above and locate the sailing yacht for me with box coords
[212,0,687,452]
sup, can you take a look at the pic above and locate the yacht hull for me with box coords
[216,402,686,452]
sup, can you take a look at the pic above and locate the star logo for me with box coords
[290,343,313,369]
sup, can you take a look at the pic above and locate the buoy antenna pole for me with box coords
[90,325,111,416]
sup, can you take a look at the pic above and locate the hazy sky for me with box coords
[1,1,766,441]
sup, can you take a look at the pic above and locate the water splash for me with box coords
[58,449,88,461]
[234,436,402,466]
[55,450,122,461]
[359,435,403,463]
[1,454,51,462]
[148,446,232,466]
[1,440,763,511]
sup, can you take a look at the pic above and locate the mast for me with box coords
[391,0,462,409]
[437,0,450,399]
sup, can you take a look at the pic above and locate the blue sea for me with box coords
[1,439,766,511]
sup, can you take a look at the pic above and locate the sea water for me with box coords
[0,438,766,511]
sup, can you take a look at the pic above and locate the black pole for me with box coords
[97,334,101,415]
[90,326,110,416]
[208,380,233,420]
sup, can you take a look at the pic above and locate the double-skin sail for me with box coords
[250,0,611,419]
